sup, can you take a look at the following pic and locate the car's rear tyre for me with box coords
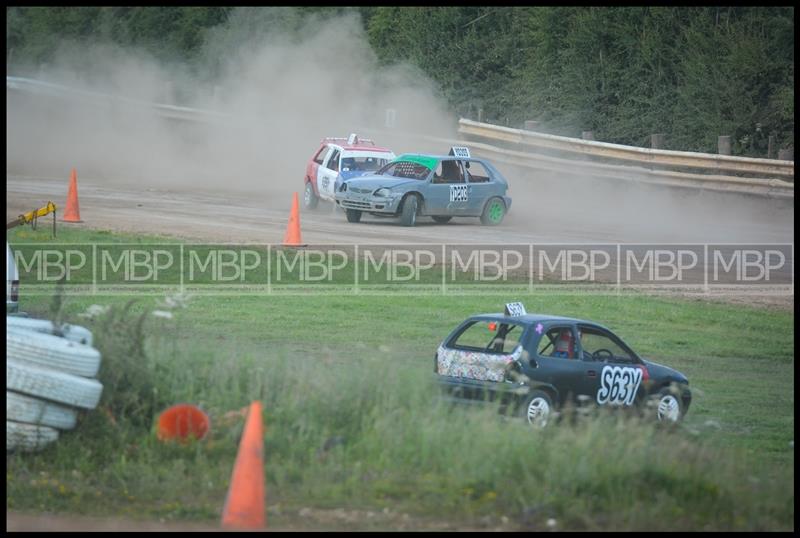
[521,390,553,428]
[480,197,506,226]
[432,216,452,224]
[345,209,362,223]
[400,195,419,227]
[304,180,319,210]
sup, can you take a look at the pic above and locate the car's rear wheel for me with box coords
[521,390,553,428]
[432,216,452,224]
[400,195,419,227]
[304,180,319,210]
[480,197,506,225]
[345,209,362,223]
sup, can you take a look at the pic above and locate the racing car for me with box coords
[334,147,511,226]
[303,133,396,209]
[435,302,691,427]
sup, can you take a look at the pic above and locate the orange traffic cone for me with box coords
[221,401,266,530]
[156,404,210,443]
[63,169,82,223]
[282,192,306,247]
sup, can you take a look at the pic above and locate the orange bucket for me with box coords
[157,404,210,442]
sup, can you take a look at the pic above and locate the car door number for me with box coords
[597,365,643,406]
[450,185,469,202]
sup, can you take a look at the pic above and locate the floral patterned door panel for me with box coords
[437,345,523,382]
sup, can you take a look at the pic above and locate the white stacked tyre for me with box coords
[6,316,94,346]
[6,316,103,452]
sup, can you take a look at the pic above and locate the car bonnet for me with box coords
[341,175,422,192]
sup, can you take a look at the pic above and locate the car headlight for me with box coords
[373,187,392,197]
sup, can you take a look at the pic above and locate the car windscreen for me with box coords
[341,156,391,173]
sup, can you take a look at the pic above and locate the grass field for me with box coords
[6,227,795,530]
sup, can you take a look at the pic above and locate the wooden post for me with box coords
[778,148,794,161]
[581,131,595,141]
[650,133,665,149]
[524,120,540,131]
[767,134,776,159]
[718,135,731,155]
[477,108,484,123]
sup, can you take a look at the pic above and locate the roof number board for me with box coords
[449,146,471,158]
[505,302,526,316]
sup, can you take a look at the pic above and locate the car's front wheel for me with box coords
[304,180,319,210]
[649,385,685,423]
[345,209,362,223]
[399,195,419,227]
[480,197,506,225]
[521,390,553,428]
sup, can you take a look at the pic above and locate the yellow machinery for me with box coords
[7,201,58,236]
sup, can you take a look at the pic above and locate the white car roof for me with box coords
[340,150,396,160]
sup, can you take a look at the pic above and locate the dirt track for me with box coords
[6,174,794,245]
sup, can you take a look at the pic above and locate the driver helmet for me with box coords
[553,329,574,358]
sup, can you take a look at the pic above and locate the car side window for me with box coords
[327,149,341,172]
[577,326,635,363]
[537,326,577,359]
[313,146,330,165]
[432,162,445,184]
[465,161,491,183]
[432,160,465,184]
[450,321,523,354]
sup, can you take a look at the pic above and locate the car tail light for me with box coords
[10,280,19,302]
[637,364,650,382]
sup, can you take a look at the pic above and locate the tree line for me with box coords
[6,6,794,156]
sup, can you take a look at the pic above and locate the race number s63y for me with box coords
[597,366,643,406]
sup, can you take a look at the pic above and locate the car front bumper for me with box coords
[335,193,403,214]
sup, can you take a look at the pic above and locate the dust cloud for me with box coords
[6,8,456,206]
[499,163,794,243]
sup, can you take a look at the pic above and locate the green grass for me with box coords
[6,226,795,530]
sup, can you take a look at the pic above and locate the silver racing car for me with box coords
[334,147,512,226]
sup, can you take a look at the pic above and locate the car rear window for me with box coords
[449,320,524,354]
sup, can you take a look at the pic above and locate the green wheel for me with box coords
[480,198,506,225]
